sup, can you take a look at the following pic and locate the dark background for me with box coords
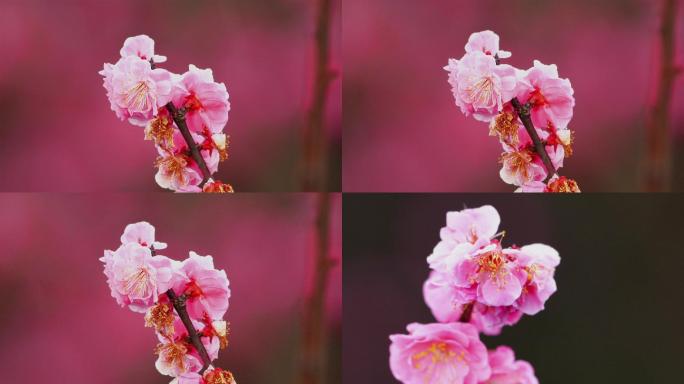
[344,194,684,382]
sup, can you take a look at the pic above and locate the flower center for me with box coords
[476,249,511,288]
[124,267,152,297]
[500,149,534,182]
[155,154,190,184]
[155,341,189,372]
[412,342,466,370]
[465,76,495,106]
[125,81,151,111]
[145,114,175,149]
[528,88,548,107]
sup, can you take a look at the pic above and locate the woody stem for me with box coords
[510,97,556,182]
[166,289,213,375]
[165,102,212,188]
[458,302,474,322]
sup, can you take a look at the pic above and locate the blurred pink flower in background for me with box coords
[485,346,538,384]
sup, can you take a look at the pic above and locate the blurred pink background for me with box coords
[0,193,341,383]
[0,0,341,191]
[343,0,684,192]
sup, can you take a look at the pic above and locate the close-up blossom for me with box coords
[389,322,491,384]
[484,346,538,384]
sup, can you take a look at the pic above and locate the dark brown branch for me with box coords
[300,192,334,384]
[458,302,474,323]
[644,0,680,192]
[301,0,336,191]
[511,97,557,182]
[166,289,213,374]
[165,102,212,188]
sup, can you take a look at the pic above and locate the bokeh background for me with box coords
[344,194,684,382]
[0,0,341,191]
[0,193,341,383]
[343,0,684,191]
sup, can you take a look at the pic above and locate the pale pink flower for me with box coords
[510,244,560,315]
[171,65,230,133]
[484,346,538,384]
[423,271,522,335]
[499,126,565,187]
[427,205,501,273]
[99,56,173,126]
[464,30,511,59]
[100,242,174,313]
[170,372,202,384]
[514,180,547,193]
[153,130,220,192]
[121,221,167,250]
[155,317,220,377]
[171,251,231,320]
[120,34,167,63]
[389,322,490,384]
[516,60,575,130]
[445,51,518,122]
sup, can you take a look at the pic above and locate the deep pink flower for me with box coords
[171,252,231,320]
[99,55,173,126]
[120,34,167,63]
[484,346,538,384]
[155,317,220,377]
[120,221,167,250]
[464,30,511,59]
[423,271,522,336]
[510,244,560,315]
[389,322,490,384]
[427,205,501,273]
[516,60,575,130]
[171,65,230,134]
[445,51,518,122]
[100,242,174,313]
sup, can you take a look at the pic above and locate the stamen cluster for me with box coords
[389,205,560,383]
[445,31,580,192]
[99,35,233,193]
[100,222,236,384]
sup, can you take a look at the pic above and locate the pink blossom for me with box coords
[511,244,560,315]
[389,322,490,384]
[155,317,220,377]
[99,56,173,126]
[445,51,518,122]
[484,346,538,384]
[99,242,174,313]
[171,65,230,134]
[464,30,511,59]
[516,60,575,130]
[423,271,522,336]
[171,252,231,320]
[499,126,565,187]
[121,221,167,250]
[427,205,501,273]
[451,242,525,307]
[120,34,167,63]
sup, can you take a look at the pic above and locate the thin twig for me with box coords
[300,192,334,384]
[644,0,680,191]
[166,289,213,374]
[165,102,212,188]
[458,302,474,323]
[301,0,335,191]
[511,98,557,182]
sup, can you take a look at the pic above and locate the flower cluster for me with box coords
[100,35,233,193]
[100,222,236,384]
[445,31,580,193]
[389,205,560,383]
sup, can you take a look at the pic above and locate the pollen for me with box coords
[546,176,581,193]
[155,341,189,372]
[155,154,190,185]
[125,81,151,111]
[476,249,510,288]
[145,302,175,337]
[204,368,237,384]
[123,267,152,297]
[145,114,175,149]
[500,149,534,182]
[411,342,466,371]
[490,110,520,147]
[465,76,495,106]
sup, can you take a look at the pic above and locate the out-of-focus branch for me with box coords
[301,0,336,191]
[644,0,680,192]
[300,192,334,384]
